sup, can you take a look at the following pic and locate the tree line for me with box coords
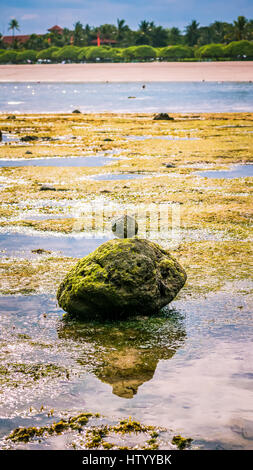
[0,41,253,64]
[2,16,253,50]
[0,16,252,64]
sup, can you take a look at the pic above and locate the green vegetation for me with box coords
[6,413,186,450]
[0,39,252,63]
[52,45,82,62]
[195,43,225,59]
[36,46,60,61]
[0,50,17,63]
[172,435,193,450]
[7,412,95,443]
[224,39,253,58]
[0,16,252,63]
[131,45,157,60]
[159,45,193,59]
[15,49,37,63]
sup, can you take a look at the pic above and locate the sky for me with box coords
[0,0,252,35]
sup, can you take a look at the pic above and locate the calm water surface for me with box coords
[0,82,252,113]
[90,173,147,181]
[197,164,253,179]
[0,227,252,450]
[0,232,110,258]
[0,156,114,168]
[0,288,252,449]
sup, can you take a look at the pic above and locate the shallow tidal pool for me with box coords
[0,111,252,450]
[0,287,252,450]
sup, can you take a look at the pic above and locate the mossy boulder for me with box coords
[57,238,187,319]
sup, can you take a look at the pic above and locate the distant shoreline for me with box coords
[0,61,252,82]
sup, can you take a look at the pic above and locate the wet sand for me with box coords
[0,61,252,82]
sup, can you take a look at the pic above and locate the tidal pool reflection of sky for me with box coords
[0,232,110,258]
[0,288,252,449]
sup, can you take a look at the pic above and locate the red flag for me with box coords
[97,34,100,47]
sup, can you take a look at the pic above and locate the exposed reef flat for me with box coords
[0,111,252,296]
[0,112,252,450]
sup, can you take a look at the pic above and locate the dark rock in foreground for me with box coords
[57,238,187,319]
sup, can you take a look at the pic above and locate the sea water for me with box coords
[0,81,252,113]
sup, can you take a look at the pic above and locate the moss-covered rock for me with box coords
[57,238,187,319]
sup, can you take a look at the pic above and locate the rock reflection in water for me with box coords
[58,311,186,399]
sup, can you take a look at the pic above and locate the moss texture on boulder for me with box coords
[57,238,187,319]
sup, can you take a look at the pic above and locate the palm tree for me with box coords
[233,16,248,40]
[168,27,182,45]
[116,19,129,42]
[136,20,153,45]
[209,21,227,43]
[185,20,200,46]
[73,21,84,46]
[8,18,20,44]
[139,20,150,34]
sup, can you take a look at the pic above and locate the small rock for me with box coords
[25,151,32,155]
[111,214,138,239]
[20,135,39,142]
[31,248,52,254]
[39,184,56,191]
[104,138,113,141]
[72,109,81,114]
[153,113,174,121]
[0,130,2,142]
[6,115,16,120]
[162,163,176,168]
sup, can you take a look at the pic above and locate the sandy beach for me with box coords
[0,61,252,82]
